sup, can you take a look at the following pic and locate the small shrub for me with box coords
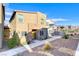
[12,31,20,45]
[7,31,20,48]
[63,34,69,39]
[43,41,52,51]
[74,33,77,35]
[7,38,17,48]
[71,34,74,36]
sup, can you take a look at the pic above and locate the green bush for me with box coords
[71,34,74,36]
[7,31,20,48]
[63,34,69,39]
[7,38,17,48]
[13,32,20,45]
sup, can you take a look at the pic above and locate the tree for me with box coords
[60,26,64,30]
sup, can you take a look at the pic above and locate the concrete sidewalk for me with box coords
[0,36,61,56]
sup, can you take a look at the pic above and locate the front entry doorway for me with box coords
[32,29,37,39]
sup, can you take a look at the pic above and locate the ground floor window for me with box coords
[40,30,44,36]
[21,31,27,36]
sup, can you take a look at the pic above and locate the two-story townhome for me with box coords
[0,4,5,48]
[9,10,48,44]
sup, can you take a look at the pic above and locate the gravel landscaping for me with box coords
[16,38,79,56]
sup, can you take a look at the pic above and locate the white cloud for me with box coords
[4,20,9,26]
[5,8,13,12]
[5,17,10,21]
[5,8,13,16]
[51,18,68,22]
[3,3,10,7]
[5,4,13,16]
[5,11,13,16]
[5,4,14,25]
[4,17,10,26]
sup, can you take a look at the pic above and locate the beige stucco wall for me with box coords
[0,4,4,48]
[0,4,2,48]
[37,12,47,29]
[9,14,16,38]
[16,12,38,33]
[0,4,2,23]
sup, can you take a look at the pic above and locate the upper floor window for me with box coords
[17,14,24,23]
[41,18,45,24]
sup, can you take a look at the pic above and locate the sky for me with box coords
[5,3,79,26]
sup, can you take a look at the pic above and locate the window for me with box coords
[17,14,24,23]
[21,31,27,36]
[40,31,44,36]
[41,18,45,24]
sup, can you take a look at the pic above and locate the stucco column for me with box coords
[0,4,4,48]
[0,24,3,48]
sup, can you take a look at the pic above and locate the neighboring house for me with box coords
[9,10,48,44]
[0,4,5,48]
[46,19,57,37]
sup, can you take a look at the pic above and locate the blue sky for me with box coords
[5,3,79,26]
